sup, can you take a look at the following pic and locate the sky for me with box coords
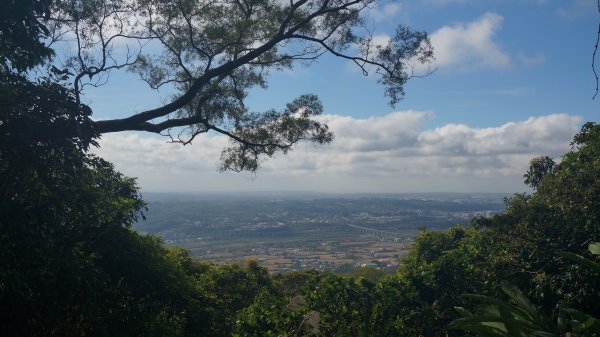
[91,0,599,194]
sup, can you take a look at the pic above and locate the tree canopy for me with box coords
[10,0,433,171]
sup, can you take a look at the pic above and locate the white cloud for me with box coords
[517,52,545,67]
[368,2,403,22]
[319,110,427,152]
[371,34,392,49]
[94,113,580,193]
[416,114,577,157]
[427,12,511,71]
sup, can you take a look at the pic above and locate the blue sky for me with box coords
[92,0,598,194]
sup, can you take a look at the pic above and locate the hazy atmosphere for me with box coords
[92,1,597,193]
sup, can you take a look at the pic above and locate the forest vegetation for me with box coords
[1,0,599,336]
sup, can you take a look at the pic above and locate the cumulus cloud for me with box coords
[318,110,427,152]
[263,112,579,177]
[427,12,511,71]
[95,113,581,193]
[417,114,576,156]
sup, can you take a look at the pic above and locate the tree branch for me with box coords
[593,0,600,99]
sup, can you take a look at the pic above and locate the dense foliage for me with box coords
[450,245,600,336]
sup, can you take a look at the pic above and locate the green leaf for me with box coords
[589,242,600,256]
[454,306,473,318]
[529,331,558,337]
[449,315,508,336]
[561,308,600,333]
[499,281,554,331]
[462,294,532,324]
[557,251,600,274]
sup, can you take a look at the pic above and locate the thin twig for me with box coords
[593,0,600,99]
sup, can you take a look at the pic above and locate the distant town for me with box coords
[135,193,507,273]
